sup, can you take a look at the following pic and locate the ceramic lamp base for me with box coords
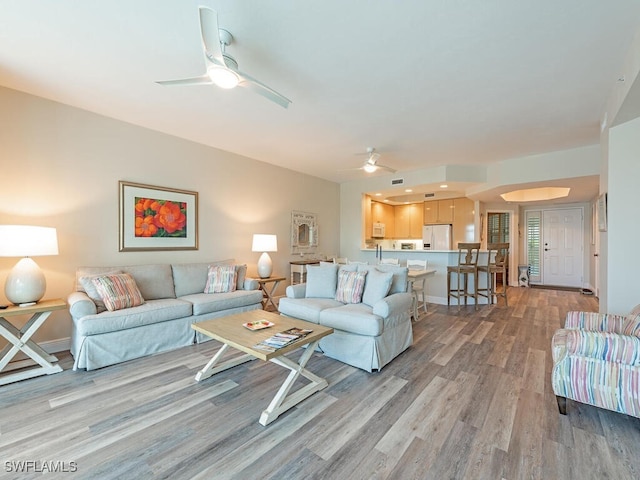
[257,252,273,278]
[5,257,46,305]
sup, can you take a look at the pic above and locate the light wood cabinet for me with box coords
[367,201,395,238]
[370,200,395,238]
[452,197,475,245]
[424,199,454,224]
[394,203,423,239]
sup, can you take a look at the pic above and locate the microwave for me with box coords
[372,222,385,238]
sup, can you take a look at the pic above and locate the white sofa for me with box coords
[278,263,413,372]
[67,261,263,370]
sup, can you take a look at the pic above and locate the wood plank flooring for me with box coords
[2,287,640,479]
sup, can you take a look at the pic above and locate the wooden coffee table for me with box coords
[192,310,333,426]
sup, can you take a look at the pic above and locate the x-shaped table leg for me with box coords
[259,340,328,426]
[0,311,62,385]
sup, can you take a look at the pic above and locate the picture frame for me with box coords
[119,181,198,251]
[597,193,607,232]
[291,210,318,254]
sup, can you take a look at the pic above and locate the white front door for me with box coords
[542,208,584,287]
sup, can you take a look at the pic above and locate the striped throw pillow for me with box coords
[335,270,367,304]
[91,273,145,312]
[204,265,237,293]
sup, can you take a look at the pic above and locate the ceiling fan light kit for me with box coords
[207,66,239,89]
[156,7,291,108]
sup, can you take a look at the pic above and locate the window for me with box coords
[525,211,541,282]
[487,212,510,244]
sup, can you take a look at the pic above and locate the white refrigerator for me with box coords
[423,224,452,250]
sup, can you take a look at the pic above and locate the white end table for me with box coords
[0,298,66,385]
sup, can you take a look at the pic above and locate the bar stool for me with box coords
[477,242,509,306]
[407,259,428,318]
[447,242,481,309]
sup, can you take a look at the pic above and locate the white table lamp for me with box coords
[252,234,277,279]
[0,225,59,306]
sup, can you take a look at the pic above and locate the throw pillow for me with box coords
[335,270,368,304]
[305,264,339,298]
[235,264,247,290]
[79,270,122,313]
[204,265,238,293]
[91,273,145,312]
[362,268,394,307]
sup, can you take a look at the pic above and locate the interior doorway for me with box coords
[486,210,515,285]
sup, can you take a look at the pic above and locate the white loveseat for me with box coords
[278,263,413,372]
[67,261,263,370]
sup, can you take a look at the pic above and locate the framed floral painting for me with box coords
[119,181,198,251]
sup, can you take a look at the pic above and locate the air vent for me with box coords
[424,193,435,198]
[391,178,404,186]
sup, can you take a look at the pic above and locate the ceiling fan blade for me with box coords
[199,6,225,66]
[156,75,212,86]
[237,70,291,108]
[377,164,397,173]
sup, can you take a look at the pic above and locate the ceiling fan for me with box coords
[155,6,291,108]
[359,148,396,173]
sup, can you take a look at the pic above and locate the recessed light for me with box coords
[374,193,382,196]
[440,184,448,189]
[405,189,412,193]
[383,199,389,202]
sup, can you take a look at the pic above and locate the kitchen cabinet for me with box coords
[371,201,395,238]
[424,199,454,224]
[394,203,423,239]
[452,197,475,245]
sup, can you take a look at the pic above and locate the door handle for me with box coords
[544,248,550,251]
[594,253,599,257]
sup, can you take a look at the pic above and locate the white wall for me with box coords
[607,115,640,314]
[0,87,340,346]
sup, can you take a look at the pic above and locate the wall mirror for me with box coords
[291,210,318,254]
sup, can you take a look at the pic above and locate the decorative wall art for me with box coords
[597,193,607,232]
[119,181,198,251]
[291,210,318,254]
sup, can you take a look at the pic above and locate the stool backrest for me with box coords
[457,242,481,267]
[407,259,428,270]
[380,258,400,265]
[487,242,509,267]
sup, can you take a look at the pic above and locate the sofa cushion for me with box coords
[335,270,367,304]
[171,260,237,296]
[181,290,264,316]
[92,273,145,311]
[278,297,344,324]
[204,265,237,293]
[362,269,393,307]
[319,304,384,336]
[360,264,408,294]
[79,270,122,313]
[77,264,176,300]
[75,298,192,336]
[305,264,339,298]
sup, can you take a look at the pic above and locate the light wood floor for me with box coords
[2,287,639,479]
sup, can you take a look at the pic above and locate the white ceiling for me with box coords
[2,1,639,201]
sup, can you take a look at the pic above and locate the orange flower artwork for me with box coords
[134,197,187,238]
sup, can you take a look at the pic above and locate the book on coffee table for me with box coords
[253,327,313,352]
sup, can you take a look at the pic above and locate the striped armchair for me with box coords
[551,306,640,417]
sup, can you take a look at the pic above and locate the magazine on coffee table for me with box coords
[253,327,313,352]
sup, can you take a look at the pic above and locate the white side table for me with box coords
[0,298,66,385]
